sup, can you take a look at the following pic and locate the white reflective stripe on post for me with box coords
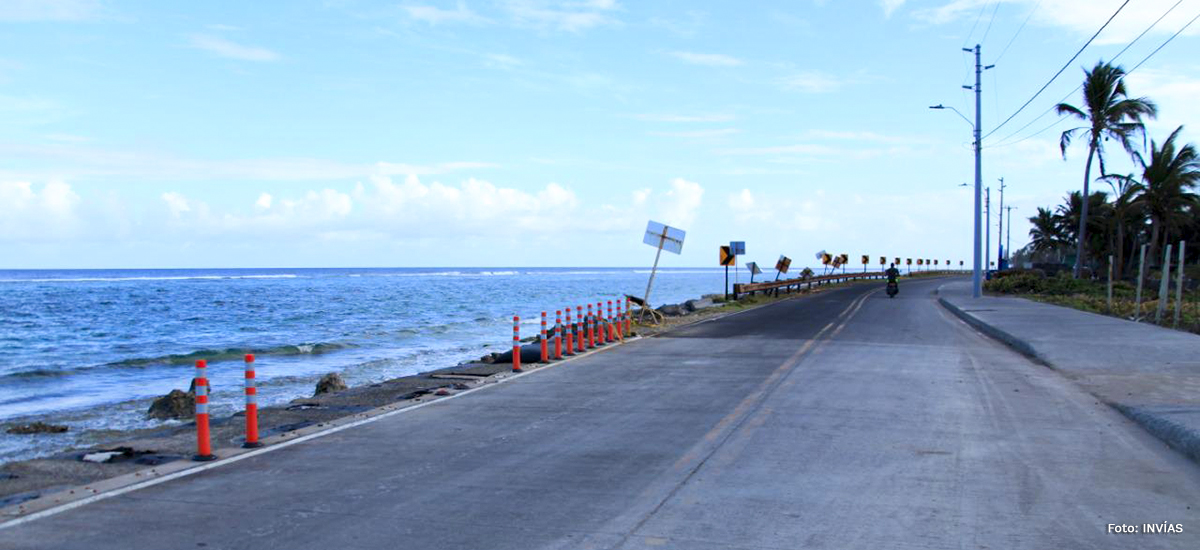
[195,383,207,397]
[195,402,209,414]
[246,394,257,405]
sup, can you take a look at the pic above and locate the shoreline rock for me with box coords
[146,389,194,420]
[314,373,348,396]
[5,422,69,435]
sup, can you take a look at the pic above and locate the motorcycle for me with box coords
[886,280,899,298]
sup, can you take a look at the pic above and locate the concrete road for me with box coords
[2,277,1198,549]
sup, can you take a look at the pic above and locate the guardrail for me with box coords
[731,270,965,299]
[732,271,887,299]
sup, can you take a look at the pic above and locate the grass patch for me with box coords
[984,270,1200,334]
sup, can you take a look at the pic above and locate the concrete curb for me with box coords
[937,295,1200,466]
[1111,404,1200,464]
[936,297,1039,360]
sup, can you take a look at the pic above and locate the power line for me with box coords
[981,0,1130,141]
[962,0,993,49]
[979,1,1003,46]
[1127,8,1200,73]
[987,1,1188,148]
[994,0,1043,63]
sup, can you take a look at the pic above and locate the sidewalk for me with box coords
[938,280,1200,463]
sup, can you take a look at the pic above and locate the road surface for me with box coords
[2,277,1197,549]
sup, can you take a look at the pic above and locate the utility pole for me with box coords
[934,46,990,296]
[985,186,990,276]
[997,177,1006,269]
[1005,205,1017,267]
[966,45,992,296]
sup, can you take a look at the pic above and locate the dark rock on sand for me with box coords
[656,304,685,317]
[314,373,348,396]
[146,389,194,420]
[683,298,715,312]
[493,342,548,364]
[6,422,69,435]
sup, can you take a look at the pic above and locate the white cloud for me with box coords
[718,144,842,156]
[0,142,498,182]
[161,188,353,234]
[914,0,1199,44]
[0,181,82,241]
[484,53,523,67]
[657,178,704,229]
[649,128,740,138]
[188,34,280,62]
[779,71,844,93]
[161,191,192,219]
[881,0,906,18]
[402,2,487,24]
[502,0,621,32]
[668,51,744,67]
[803,129,933,145]
[0,94,67,125]
[730,188,754,211]
[1124,68,1200,144]
[0,0,100,21]
[632,113,736,123]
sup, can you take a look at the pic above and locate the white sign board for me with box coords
[746,261,762,275]
[643,221,686,255]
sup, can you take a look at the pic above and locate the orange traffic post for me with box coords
[624,297,632,336]
[613,300,623,342]
[554,310,563,360]
[512,315,522,373]
[576,306,584,352]
[593,301,603,344]
[595,302,604,345]
[540,311,548,363]
[243,354,263,448]
[564,307,575,356]
[607,300,615,341]
[586,304,595,348]
[193,360,216,461]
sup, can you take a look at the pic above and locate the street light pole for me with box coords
[985,186,990,275]
[997,177,1006,269]
[931,44,990,297]
[1006,205,1017,265]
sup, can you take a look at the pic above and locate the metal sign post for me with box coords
[774,255,792,281]
[640,220,686,322]
[730,241,746,287]
[719,245,734,300]
[746,261,762,283]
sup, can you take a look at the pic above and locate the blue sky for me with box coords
[2,0,1197,269]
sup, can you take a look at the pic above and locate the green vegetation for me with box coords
[1014,60,1199,283]
[984,269,1200,334]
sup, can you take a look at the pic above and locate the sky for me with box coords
[1,0,1198,269]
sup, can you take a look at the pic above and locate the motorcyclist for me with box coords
[885,263,900,282]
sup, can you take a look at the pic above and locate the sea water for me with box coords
[0,267,728,462]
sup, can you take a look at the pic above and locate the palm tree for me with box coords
[1028,206,1063,261]
[1057,60,1157,278]
[1132,126,1200,275]
[1099,173,1146,279]
[1055,190,1109,249]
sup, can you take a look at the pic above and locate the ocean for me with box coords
[0,267,732,463]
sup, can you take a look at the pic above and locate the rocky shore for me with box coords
[0,284,840,511]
